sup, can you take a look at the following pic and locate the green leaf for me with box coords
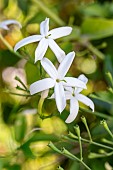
[20,142,35,159]
[81,18,113,40]
[104,55,113,81]
[90,159,105,170]
[90,91,113,104]
[25,62,40,84]
[82,3,109,18]
[29,132,59,142]
[14,114,27,142]
[106,72,113,88]
[69,161,80,170]
[7,164,21,170]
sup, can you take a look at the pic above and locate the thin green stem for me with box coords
[0,33,34,64]
[0,33,13,51]
[89,151,113,159]
[106,72,113,88]
[74,125,83,161]
[102,138,113,145]
[48,142,91,170]
[101,120,113,138]
[33,0,65,26]
[15,76,28,91]
[62,147,80,162]
[3,91,31,97]
[81,116,92,142]
[86,42,105,60]
[38,97,44,118]
[81,161,91,170]
[106,128,113,139]
[62,133,113,151]
[80,108,113,120]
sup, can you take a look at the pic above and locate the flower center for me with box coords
[45,34,51,39]
[56,79,60,83]
[72,93,75,97]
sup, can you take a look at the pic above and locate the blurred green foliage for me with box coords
[0,0,113,169]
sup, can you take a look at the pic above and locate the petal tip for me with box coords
[14,45,17,52]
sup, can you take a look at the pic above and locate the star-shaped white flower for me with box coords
[64,74,94,123]
[14,18,72,63]
[0,19,22,30]
[30,52,86,113]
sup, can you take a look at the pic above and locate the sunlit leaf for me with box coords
[81,18,113,40]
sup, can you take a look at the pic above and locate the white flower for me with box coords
[64,74,94,123]
[30,52,86,113]
[0,19,22,30]
[14,18,72,63]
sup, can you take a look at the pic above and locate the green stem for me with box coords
[62,133,113,151]
[81,116,92,142]
[101,120,113,138]
[86,42,105,60]
[81,161,91,170]
[15,76,28,91]
[89,151,113,158]
[106,72,113,88]
[80,108,113,120]
[38,97,44,118]
[0,33,13,51]
[74,125,83,161]
[33,0,65,26]
[102,138,113,145]
[48,142,91,170]
[0,33,34,64]
[3,91,31,97]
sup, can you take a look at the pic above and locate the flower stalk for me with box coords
[0,33,13,51]
[48,142,91,170]
[100,120,113,138]
[81,116,92,142]
[66,132,113,150]
[74,125,83,161]
[33,0,65,26]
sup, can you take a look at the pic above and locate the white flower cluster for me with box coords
[1,18,94,123]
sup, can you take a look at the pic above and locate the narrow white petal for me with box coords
[35,38,48,62]
[0,25,9,30]
[58,51,75,79]
[77,94,94,112]
[30,78,55,95]
[63,77,87,89]
[76,74,88,94]
[54,82,66,113]
[49,90,72,100]
[65,97,79,123]
[65,91,72,100]
[64,86,73,93]
[14,35,42,51]
[78,74,88,84]
[49,27,72,39]
[40,18,49,36]
[0,20,22,30]
[49,39,65,63]
[41,57,58,79]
